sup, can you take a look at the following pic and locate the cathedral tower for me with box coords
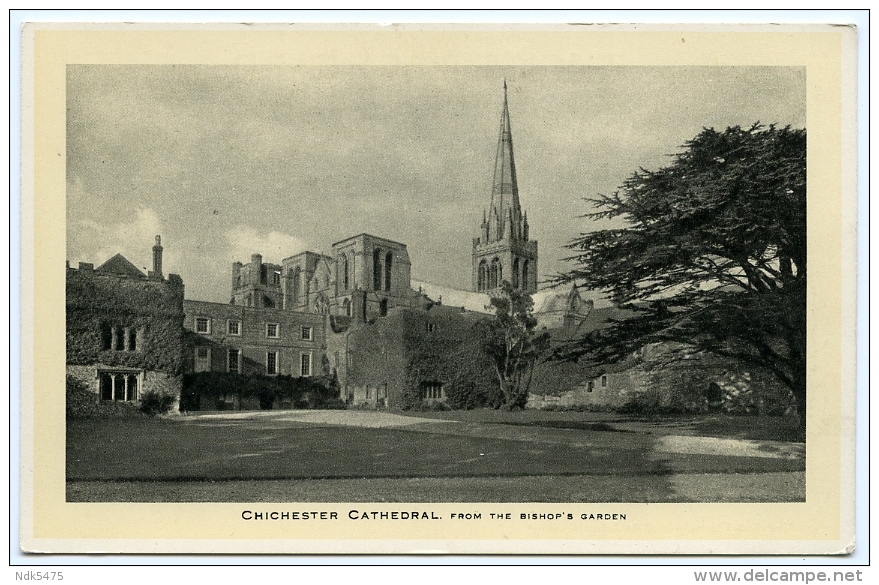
[472,81,538,294]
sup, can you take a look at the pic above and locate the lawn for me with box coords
[67,409,803,483]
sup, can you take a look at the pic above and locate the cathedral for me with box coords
[66,84,601,411]
[224,82,538,323]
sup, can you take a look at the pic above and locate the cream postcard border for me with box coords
[20,23,857,555]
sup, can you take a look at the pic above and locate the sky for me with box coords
[66,65,806,303]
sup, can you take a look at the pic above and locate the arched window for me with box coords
[385,252,393,291]
[372,249,383,290]
[478,260,487,291]
[512,258,520,289]
[340,254,349,290]
[342,298,352,317]
[490,257,501,289]
[522,260,529,290]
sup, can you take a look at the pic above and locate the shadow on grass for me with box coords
[493,420,632,433]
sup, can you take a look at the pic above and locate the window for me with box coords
[102,324,139,351]
[385,251,393,291]
[301,325,313,341]
[300,353,312,377]
[601,375,607,388]
[379,299,388,317]
[195,316,211,334]
[227,320,241,336]
[420,381,444,400]
[490,257,502,289]
[266,351,278,375]
[512,258,520,289]
[266,323,279,338]
[194,347,211,372]
[478,260,488,291]
[128,328,137,351]
[99,372,139,402]
[372,248,383,290]
[426,322,436,333]
[113,326,125,350]
[340,254,349,290]
[272,270,281,285]
[587,381,594,392]
[343,298,352,317]
[101,324,112,350]
[228,349,240,374]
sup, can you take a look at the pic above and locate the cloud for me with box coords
[70,206,164,271]
[226,226,309,264]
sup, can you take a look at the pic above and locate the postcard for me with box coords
[20,22,857,554]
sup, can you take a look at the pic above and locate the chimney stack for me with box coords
[152,235,163,278]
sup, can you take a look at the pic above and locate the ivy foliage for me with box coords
[181,372,341,411]
[401,310,501,410]
[66,270,185,375]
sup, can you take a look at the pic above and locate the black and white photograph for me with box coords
[63,64,808,504]
[19,23,857,555]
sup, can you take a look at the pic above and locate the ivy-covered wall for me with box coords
[334,303,498,409]
[66,267,185,376]
[399,305,499,409]
[341,308,409,407]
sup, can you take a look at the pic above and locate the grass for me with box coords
[68,410,803,479]
[67,416,668,481]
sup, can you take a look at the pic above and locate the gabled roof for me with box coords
[536,284,591,316]
[412,280,493,314]
[96,253,145,278]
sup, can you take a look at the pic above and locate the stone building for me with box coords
[230,234,420,322]
[66,236,185,407]
[203,85,540,410]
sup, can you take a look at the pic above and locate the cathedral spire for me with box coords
[473,81,537,294]
[488,80,522,242]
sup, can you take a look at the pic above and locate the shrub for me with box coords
[66,374,98,418]
[319,398,348,410]
[407,400,451,412]
[139,391,175,416]
[181,372,341,411]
